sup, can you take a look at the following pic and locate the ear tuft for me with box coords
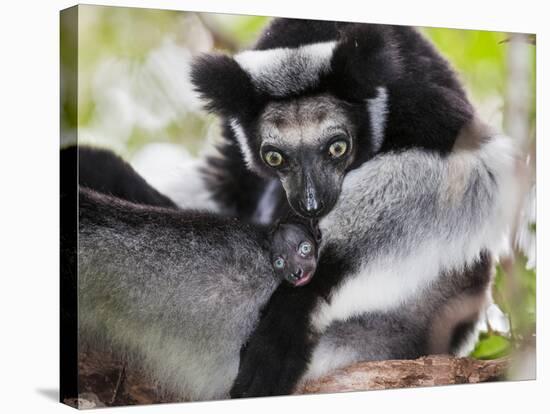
[190,53,258,117]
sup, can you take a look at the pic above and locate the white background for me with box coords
[0,0,547,412]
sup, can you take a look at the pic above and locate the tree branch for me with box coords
[296,355,509,394]
[72,352,509,407]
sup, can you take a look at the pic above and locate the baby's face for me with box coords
[270,224,318,287]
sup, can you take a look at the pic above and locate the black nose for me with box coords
[298,200,324,217]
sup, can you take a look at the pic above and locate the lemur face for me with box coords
[255,95,357,218]
[270,224,318,286]
[191,28,395,218]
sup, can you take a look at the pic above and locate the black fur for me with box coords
[232,248,492,397]
[449,251,492,353]
[60,142,78,401]
[254,19,346,50]
[74,144,324,283]
[188,18,485,398]
[450,320,477,354]
[68,145,177,208]
[191,54,260,121]
[79,185,319,291]
[199,122,280,220]
[74,18,493,400]
[231,243,355,397]
[192,19,474,221]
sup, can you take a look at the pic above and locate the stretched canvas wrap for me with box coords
[60,4,537,409]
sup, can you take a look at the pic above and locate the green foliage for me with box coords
[78,5,182,64]
[425,26,536,362]
[471,332,512,360]
[472,254,537,361]
[494,255,536,339]
[222,15,270,46]
[422,28,508,106]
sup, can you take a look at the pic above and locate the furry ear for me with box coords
[330,25,402,101]
[191,54,258,118]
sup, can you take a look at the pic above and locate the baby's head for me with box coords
[270,223,318,287]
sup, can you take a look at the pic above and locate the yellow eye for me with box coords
[264,151,284,167]
[328,140,348,158]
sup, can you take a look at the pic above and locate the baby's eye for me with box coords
[299,242,312,257]
[273,257,285,269]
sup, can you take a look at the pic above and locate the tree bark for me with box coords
[71,351,509,407]
[296,355,509,395]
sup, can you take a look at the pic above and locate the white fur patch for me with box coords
[312,239,453,331]
[131,143,219,211]
[234,41,337,97]
[229,118,255,169]
[366,86,389,152]
[162,159,220,211]
[312,133,519,333]
[301,343,360,382]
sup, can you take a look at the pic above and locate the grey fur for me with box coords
[78,120,518,399]
[78,189,279,400]
[258,94,354,149]
[257,94,357,217]
[303,120,518,382]
[306,256,492,381]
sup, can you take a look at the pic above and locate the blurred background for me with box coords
[61,5,536,376]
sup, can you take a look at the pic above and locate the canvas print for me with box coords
[60,4,536,409]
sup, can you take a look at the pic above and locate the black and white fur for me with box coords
[74,18,520,400]
[193,20,474,221]
[77,187,319,401]
[230,124,518,396]
[188,19,520,397]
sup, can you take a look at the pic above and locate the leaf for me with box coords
[470,334,512,360]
